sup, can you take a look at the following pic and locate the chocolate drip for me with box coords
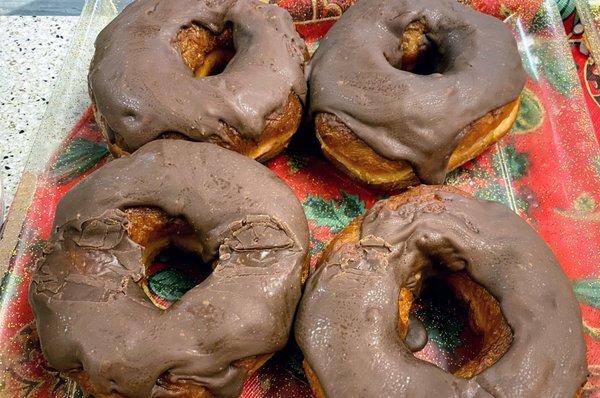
[29,141,309,397]
[89,0,307,152]
[309,0,526,183]
[296,188,586,397]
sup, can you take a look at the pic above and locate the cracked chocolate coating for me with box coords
[29,140,309,398]
[295,187,587,397]
[88,0,307,152]
[309,0,526,183]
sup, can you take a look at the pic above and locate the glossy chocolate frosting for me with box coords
[309,0,526,183]
[29,141,309,397]
[296,187,587,397]
[88,0,307,152]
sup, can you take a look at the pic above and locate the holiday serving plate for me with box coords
[0,0,599,396]
[575,0,600,62]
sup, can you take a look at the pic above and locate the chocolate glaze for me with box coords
[296,188,587,397]
[29,141,309,398]
[309,0,526,183]
[88,0,307,152]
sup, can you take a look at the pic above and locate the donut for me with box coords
[29,140,310,397]
[295,186,587,397]
[88,0,308,161]
[309,0,526,190]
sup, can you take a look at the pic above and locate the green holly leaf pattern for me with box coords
[573,279,600,308]
[448,145,531,213]
[0,271,23,302]
[148,268,196,301]
[444,167,465,185]
[50,138,109,184]
[279,343,309,383]
[573,193,597,213]
[418,316,462,352]
[511,89,544,135]
[287,153,309,174]
[475,182,530,213]
[445,164,492,186]
[73,385,92,398]
[475,183,503,201]
[307,41,320,56]
[309,236,326,255]
[492,145,530,180]
[415,280,464,352]
[525,41,577,96]
[555,0,576,19]
[529,6,552,33]
[25,239,46,254]
[303,191,365,233]
[554,192,600,221]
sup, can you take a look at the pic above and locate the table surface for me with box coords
[0,1,84,15]
[0,15,78,215]
[0,1,86,218]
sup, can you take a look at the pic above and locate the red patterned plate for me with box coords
[0,0,599,397]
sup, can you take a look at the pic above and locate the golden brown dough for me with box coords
[315,98,520,192]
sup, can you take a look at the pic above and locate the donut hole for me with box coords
[175,22,235,77]
[400,271,512,378]
[396,19,445,75]
[145,245,211,306]
[124,207,213,309]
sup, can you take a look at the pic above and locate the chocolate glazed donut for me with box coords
[29,141,310,397]
[89,0,307,161]
[295,186,587,397]
[309,0,527,190]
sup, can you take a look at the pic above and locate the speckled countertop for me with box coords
[0,16,78,215]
